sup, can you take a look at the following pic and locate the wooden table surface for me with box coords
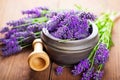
[0,0,120,80]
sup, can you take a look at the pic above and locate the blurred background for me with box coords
[0,0,120,27]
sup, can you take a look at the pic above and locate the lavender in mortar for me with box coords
[47,10,96,40]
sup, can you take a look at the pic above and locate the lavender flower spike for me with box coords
[0,27,9,33]
[94,43,109,65]
[56,66,64,75]
[81,68,94,80]
[71,59,90,76]
[93,71,104,80]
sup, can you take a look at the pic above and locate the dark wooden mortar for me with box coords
[41,22,99,66]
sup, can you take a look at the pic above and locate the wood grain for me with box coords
[0,0,120,80]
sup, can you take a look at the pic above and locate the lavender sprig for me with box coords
[71,13,115,80]
[71,59,90,75]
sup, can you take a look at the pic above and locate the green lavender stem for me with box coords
[88,13,115,69]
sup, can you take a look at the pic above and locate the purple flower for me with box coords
[47,13,65,32]
[7,19,26,27]
[81,68,94,80]
[27,23,43,32]
[56,66,63,75]
[94,43,109,65]
[93,71,104,80]
[36,6,49,10]
[51,26,69,39]
[48,11,92,40]
[2,45,22,56]
[46,11,57,18]
[79,12,96,21]
[71,59,90,75]
[22,6,49,18]
[1,38,22,56]
[0,27,9,33]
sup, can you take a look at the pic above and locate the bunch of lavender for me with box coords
[47,10,96,40]
[0,6,51,56]
[71,13,115,80]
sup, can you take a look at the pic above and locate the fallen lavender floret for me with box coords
[56,66,64,75]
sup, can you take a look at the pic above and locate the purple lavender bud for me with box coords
[93,71,104,80]
[51,26,69,39]
[94,43,109,65]
[1,38,22,56]
[46,11,57,18]
[81,68,94,80]
[2,45,22,56]
[71,59,90,75]
[0,27,9,33]
[27,23,43,32]
[22,9,41,18]
[7,19,26,27]
[56,66,63,75]
[48,11,92,40]
[36,6,49,10]
[79,12,96,21]
[22,7,49,18]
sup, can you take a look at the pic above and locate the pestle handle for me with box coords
[33,39,43,52]
[28,39,50,71]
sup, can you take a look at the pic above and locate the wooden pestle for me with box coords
[28,39,50,71]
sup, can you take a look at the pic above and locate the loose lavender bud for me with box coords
[47,13,65,32]
[71,59,90,75]
[93,71,104,80]
[81,68,94,80]
[56,66,63,75]
[48,11,93,40]
[94,43,109,65]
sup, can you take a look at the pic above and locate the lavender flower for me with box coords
[22,6,49,18]
[46,11,57,18]
[2,45,22,56]
[36,6,49,10]
[1,38,22,56]
[93,71,104,80]
[0,27,9,33]
[27,23,43,32]
[71,59,90,75]
[48,11,93,40]
[47,13,65,32]
[94,43,109,65]
[56,66,63,75]
[7,19,26,27]
[79,12,96,21]
[81,68,94,80]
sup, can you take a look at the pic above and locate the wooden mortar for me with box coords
[28,39,50,71]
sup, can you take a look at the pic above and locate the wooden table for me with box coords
[0,0,120,80]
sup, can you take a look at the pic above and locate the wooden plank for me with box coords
[0,47,51,80]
